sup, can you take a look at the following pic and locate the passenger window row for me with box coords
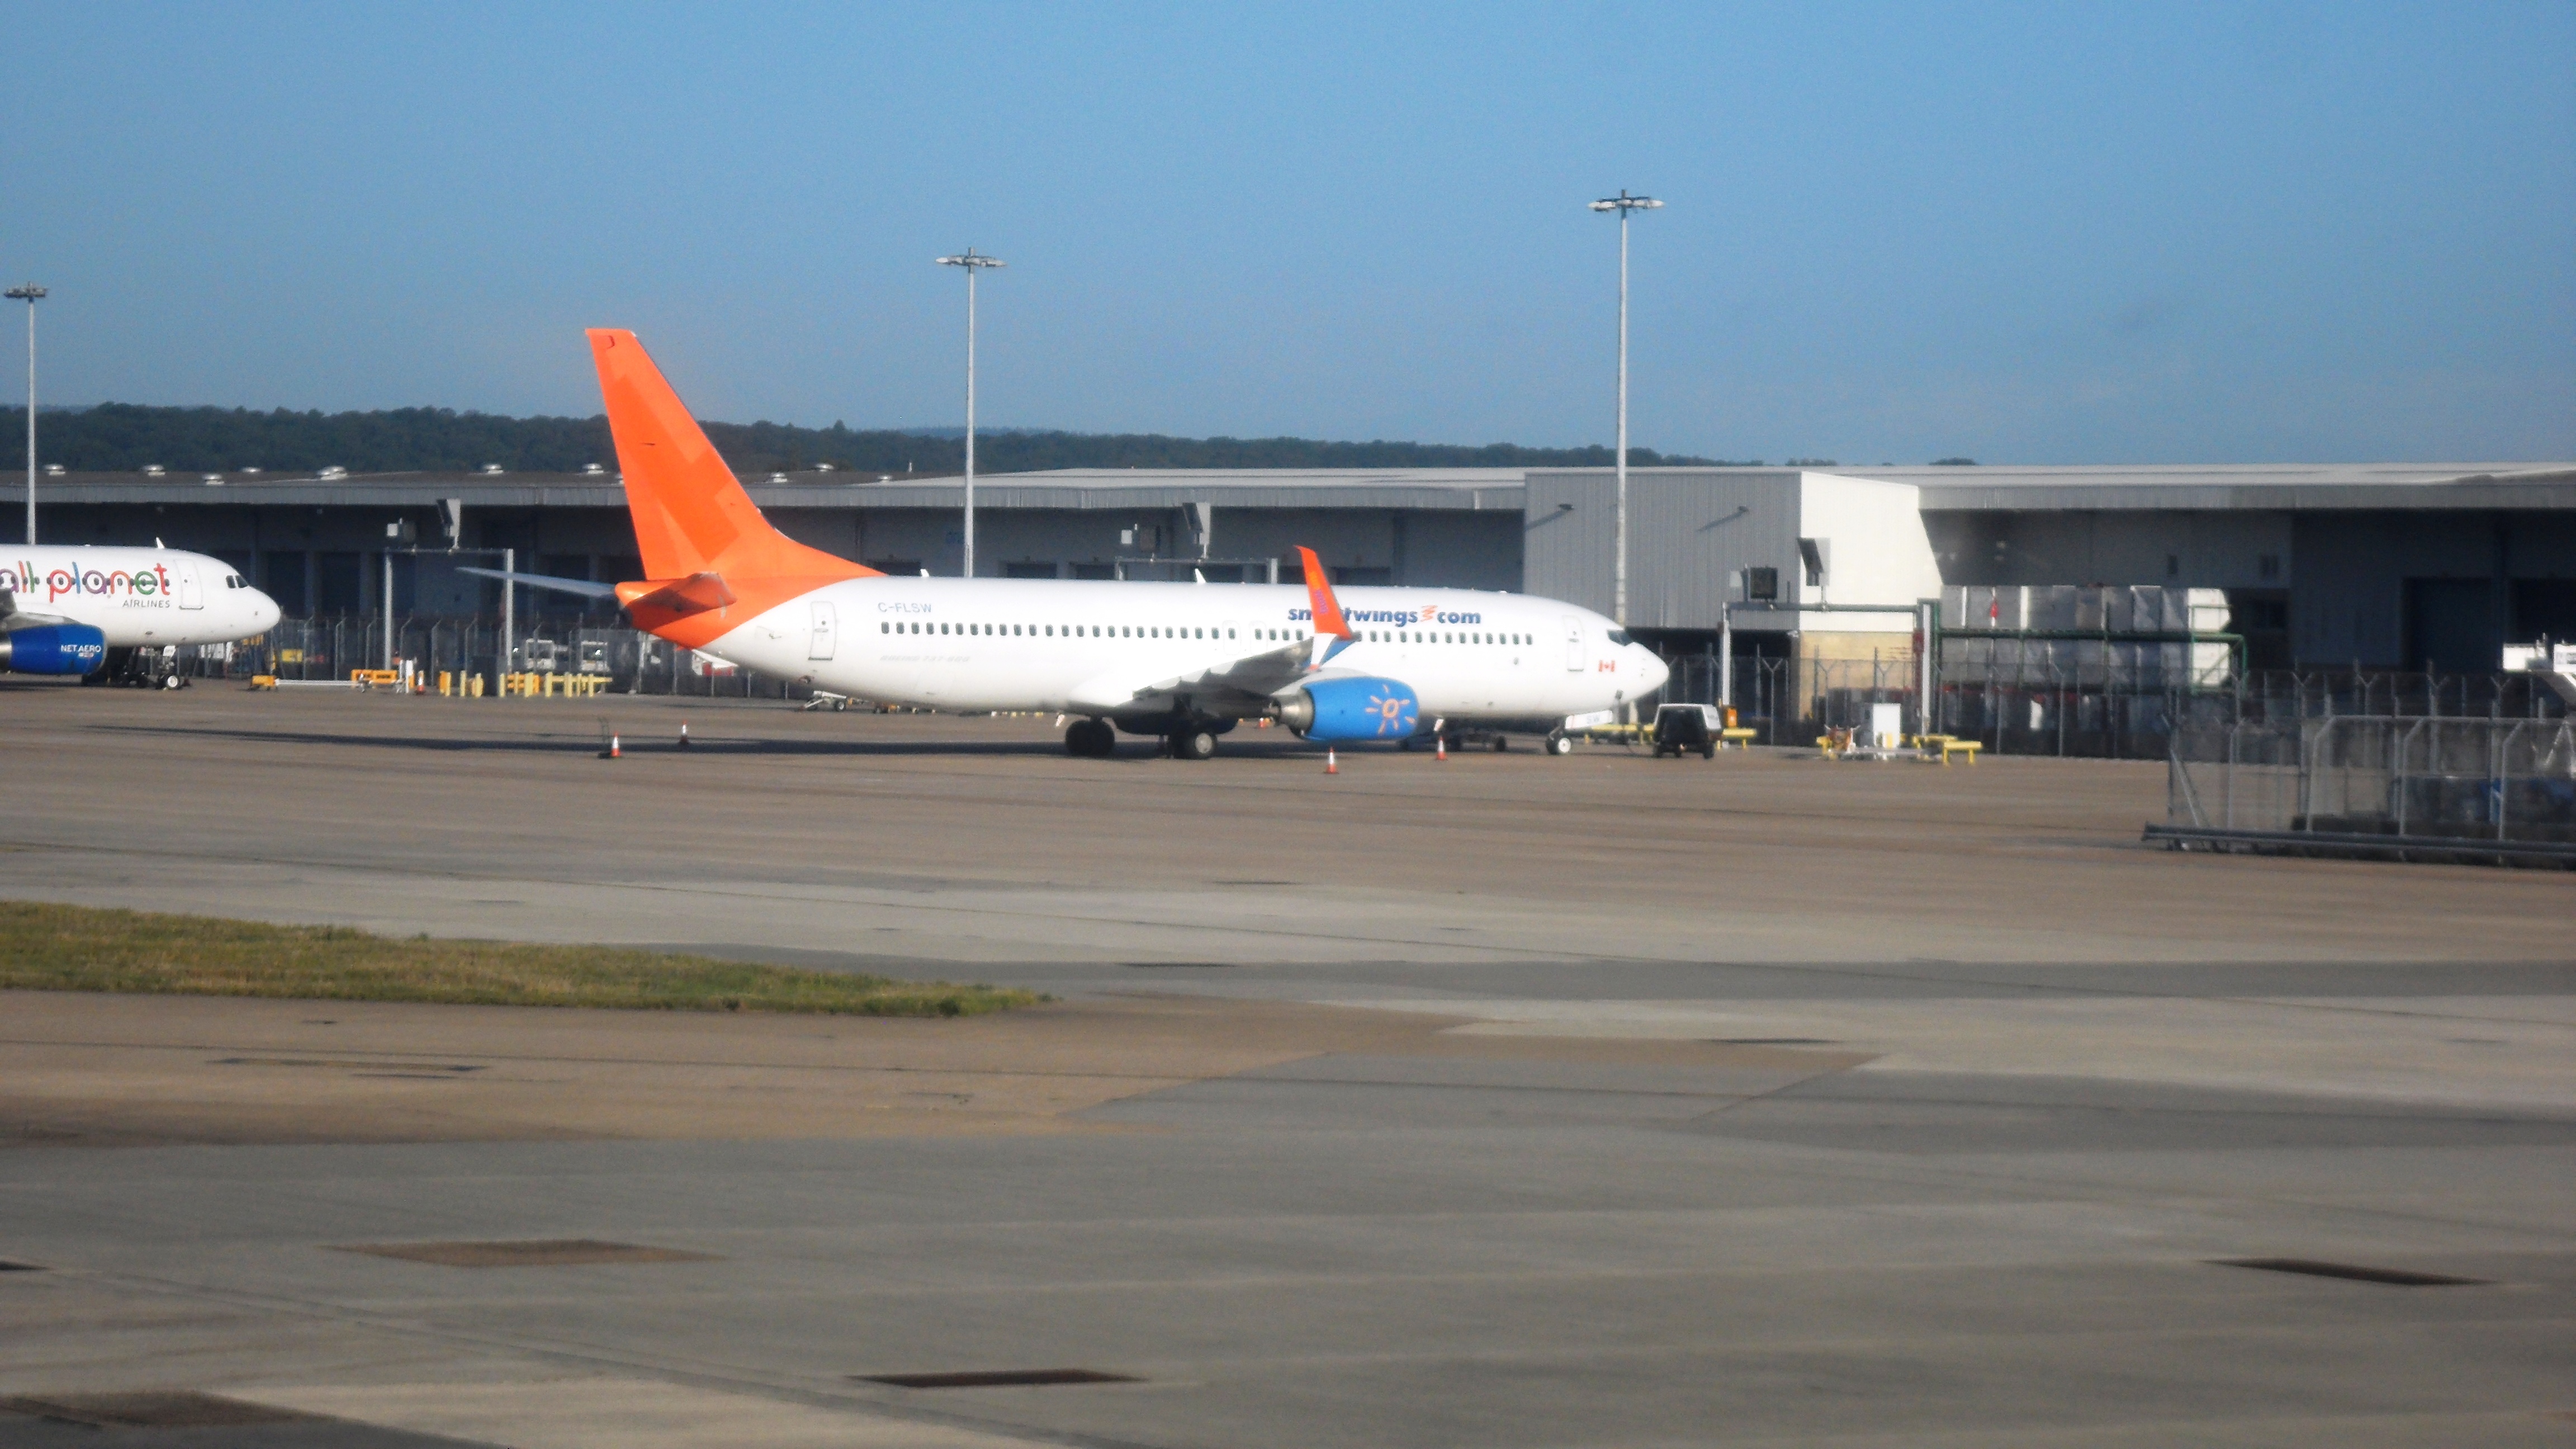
[881,622,1275,640]
[877,622,1531,646]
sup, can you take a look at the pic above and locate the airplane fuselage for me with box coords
[689,575,1666,727]
[0,546,282,647]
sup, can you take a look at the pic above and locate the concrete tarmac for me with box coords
[1,683,2569,1447]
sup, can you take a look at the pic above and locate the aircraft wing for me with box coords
[0,589,74,632]
[1065,637,1326,714]
[1068,549,1371,713]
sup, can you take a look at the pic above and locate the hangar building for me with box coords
[23,461,2576,676]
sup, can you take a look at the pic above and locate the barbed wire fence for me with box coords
[2162,716,2576,863]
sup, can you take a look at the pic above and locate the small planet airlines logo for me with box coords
[2,560,176,603]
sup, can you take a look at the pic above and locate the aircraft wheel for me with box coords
[1546,730,1574,756]
[1176,728,1219,761]
[1492,735,1508,752]
[1701,740,1717,759]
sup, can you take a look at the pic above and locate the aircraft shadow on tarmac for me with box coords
[88,722,1323,760]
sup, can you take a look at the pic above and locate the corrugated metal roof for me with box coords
[1878,462,2576,511]
[27,466,1528,512]
[25,462,2576,512]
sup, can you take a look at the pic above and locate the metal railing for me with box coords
[2168,717,2576,844]
[1653,646,2566,759]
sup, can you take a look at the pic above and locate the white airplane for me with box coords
[0,545,282,683]
[481,329,1668,757]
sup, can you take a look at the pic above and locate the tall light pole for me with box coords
[6,285,44,546]
[935,248,1004,578]
[1588,191,1659,627]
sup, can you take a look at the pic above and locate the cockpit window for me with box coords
[1606,629,1632,646]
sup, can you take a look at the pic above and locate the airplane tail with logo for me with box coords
[586,329,877,645]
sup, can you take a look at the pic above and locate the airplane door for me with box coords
[1561,614,1583,671]
[178,561,205,610]
[808,600,836,660]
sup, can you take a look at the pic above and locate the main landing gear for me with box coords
[1066,715,1225,760]
[86,646,190,690]
[1064,718,1117,757]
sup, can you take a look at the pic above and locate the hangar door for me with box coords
[2405,579,2493,674]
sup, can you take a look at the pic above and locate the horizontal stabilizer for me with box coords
[458,567,621,600]
[616,572,738,617]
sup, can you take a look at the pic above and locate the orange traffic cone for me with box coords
[1325,748,1338,775]
[1435,735,1447,761]
[678,722,692,749]
[601,733,621,760]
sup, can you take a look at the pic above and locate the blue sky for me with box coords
[4,2,2570,462]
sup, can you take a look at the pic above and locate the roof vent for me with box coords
[768,472,788,484]
[480,463,505,475]
[816,462,835,472]
[582,462,604,475]
[202,473,225,486]
[143,465,165,476]
[42,463,63,476]
[319,466,348,480]
[242,466,262,475]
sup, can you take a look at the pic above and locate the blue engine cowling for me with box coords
[0,624,109,675]
[1277,676,1421,742]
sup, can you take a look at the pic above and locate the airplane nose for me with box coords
[1636,646,1669,691]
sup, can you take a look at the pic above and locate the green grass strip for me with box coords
[0,901,1040,1017]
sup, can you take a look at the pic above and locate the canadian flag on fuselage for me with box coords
[588,329,878,650]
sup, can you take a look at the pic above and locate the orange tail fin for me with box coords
[587,329,878,584]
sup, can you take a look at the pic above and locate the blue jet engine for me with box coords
[0,624,108,675]
[1275,676,1421,742]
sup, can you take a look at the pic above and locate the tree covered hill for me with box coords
[7,404,1735,476]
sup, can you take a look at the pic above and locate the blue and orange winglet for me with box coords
[1297,546,1353,639]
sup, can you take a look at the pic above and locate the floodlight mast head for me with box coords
[1590,190,1664,216]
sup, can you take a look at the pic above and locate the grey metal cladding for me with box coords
[1521,471,1615,615]
[1524,468,1803,629]
[1633,470,1802,631]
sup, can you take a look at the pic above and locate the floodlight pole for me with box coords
[1589,192,1659,628]
[6,285,45,546]
[937,248,1005,578]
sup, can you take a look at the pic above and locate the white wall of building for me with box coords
[1795,473,1945,634]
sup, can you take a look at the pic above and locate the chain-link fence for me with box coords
[1654,643,2568,759]
[2165,717,2576,859]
